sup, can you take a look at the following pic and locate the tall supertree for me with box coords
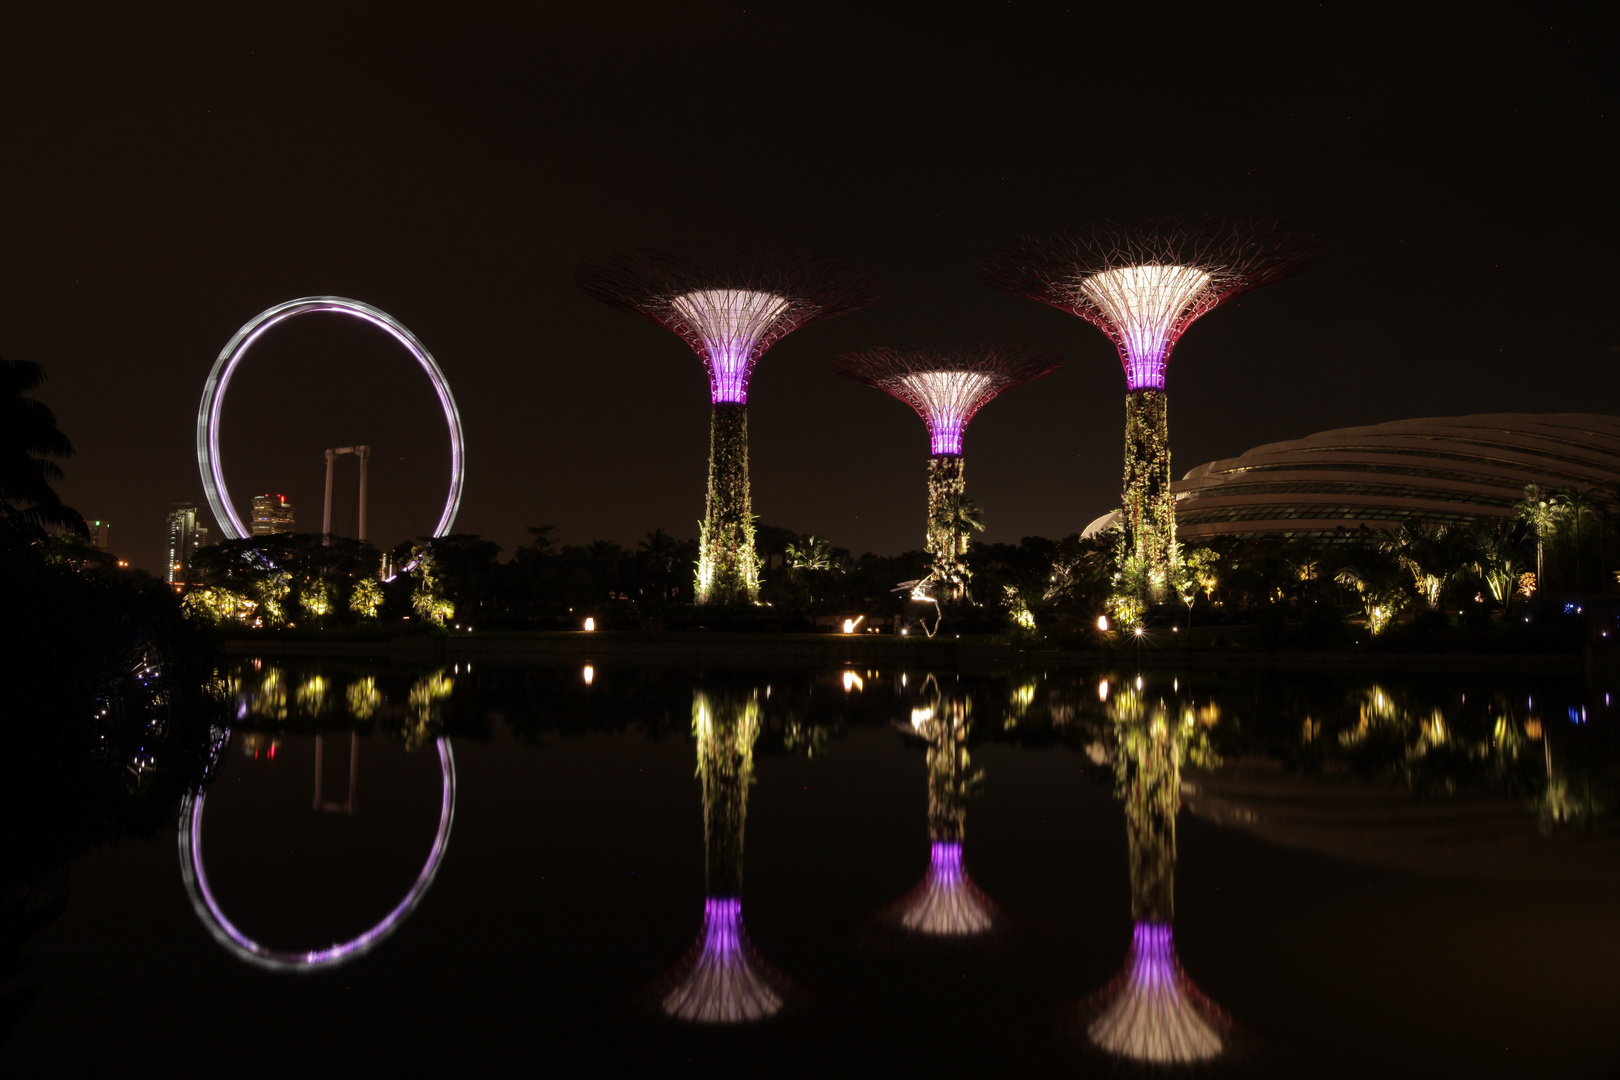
[1082,685,1229,1064]
[577,246,879,605]
[661,688,787,1022]
[983,217,1319,603]
[887,680,997,935]
[832,345,1060,600]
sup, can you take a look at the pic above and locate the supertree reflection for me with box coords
[662,689,785,1022]
[890,680,996,935]
[1086,686,1228,1063]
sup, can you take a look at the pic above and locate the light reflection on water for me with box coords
[6,659,1617,1074]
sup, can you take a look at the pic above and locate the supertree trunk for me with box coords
[925,706,970,845]
[1121,390,1176,604]
[1124,739,1177,923]
[926,454,968,601]
[889,695,995,936]
[696,403,759,606]
[1085,691,1227,1063]
[664,689,783,1022]
[697,689,758,896]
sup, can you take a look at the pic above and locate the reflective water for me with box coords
[5,660,1619,1077]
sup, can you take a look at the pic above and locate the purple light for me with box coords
[895,370,993,455]
[930,839,965,884]
[670,289,793,404]
[1126,920,1177,991]
[1087,920,1225,1063]
[890,840,995,936]
[1077,265,1213,391]
[178,732,456,973]
[662,894,784,1022]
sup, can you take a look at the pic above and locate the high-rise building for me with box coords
[165,505,209,585]
[251,494,296,536]
[86,519,112,552]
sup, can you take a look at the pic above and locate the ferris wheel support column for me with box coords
[357,445,370,543]
[323,448,337,543]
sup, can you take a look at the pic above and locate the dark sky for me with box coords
[4,3,1613,573]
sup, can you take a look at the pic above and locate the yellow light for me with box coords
[1097,680,1109,701]
[843,670,864,692]
[1097,615,1109,631]
[584,617,596,632]
[583,664,595,685]
[842,616,865,634]
[1134,627,1144,637]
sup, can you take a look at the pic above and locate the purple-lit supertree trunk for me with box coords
[833,345,1060,602]
[661,688,786,1022]
[578,247,879,605]
[1084,685,1229,1063]
[983,218,1318,605]
[888,685,997,935]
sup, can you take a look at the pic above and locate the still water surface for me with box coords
[6,659,1618,1077]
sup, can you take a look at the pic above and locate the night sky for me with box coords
[4,3,1612,574]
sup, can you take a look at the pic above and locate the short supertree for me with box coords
[983,217,1319,604]
[577,246,879,605]
[832,345,1061,601]
[1082,685,1229,1063]
[661,688,787,1022]
[887,682,997,936]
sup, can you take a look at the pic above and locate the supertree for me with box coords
[887,679,997,935]
[577,246,880,605]
[983,217,1319,604]
[1082,685,1229,1063]
[661,688,787,1022]
[832,344,1061,601]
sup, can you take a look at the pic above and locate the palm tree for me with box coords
[1472,518,1530,612]
[929,492,985,599]
[639,528,682,599]
[1516,484,1567,593]
[1335,550,1411,636]
[784,535,836,604]
[1,355,87,539]
[784,534,834,576]
[1377,523,1471,609]
[1554,486,1601,594]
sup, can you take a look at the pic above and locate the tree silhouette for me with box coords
[0,355,86,540]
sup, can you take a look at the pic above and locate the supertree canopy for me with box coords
[887,683,997,936]
[1083,686,1229,1063]
[661,688,786,1022]
[578,246,879,605]
[832,345,1060,599]
[983,217,1319,604]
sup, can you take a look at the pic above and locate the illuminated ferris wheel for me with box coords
[177,730,457,972]
[195,296,465,541]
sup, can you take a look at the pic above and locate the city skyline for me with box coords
[1,6,1611,575]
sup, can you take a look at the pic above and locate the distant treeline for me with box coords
[172,499,1615,644]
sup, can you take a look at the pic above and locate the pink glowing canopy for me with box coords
[662,896,784,1022]
[576,245,881,405]
[831,344,1062,456]
[1078,265,1213,390]
[1088,921,1226,1063]
[889,839,996,935]
[670,289,794,403]
[982,217,1321,393]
